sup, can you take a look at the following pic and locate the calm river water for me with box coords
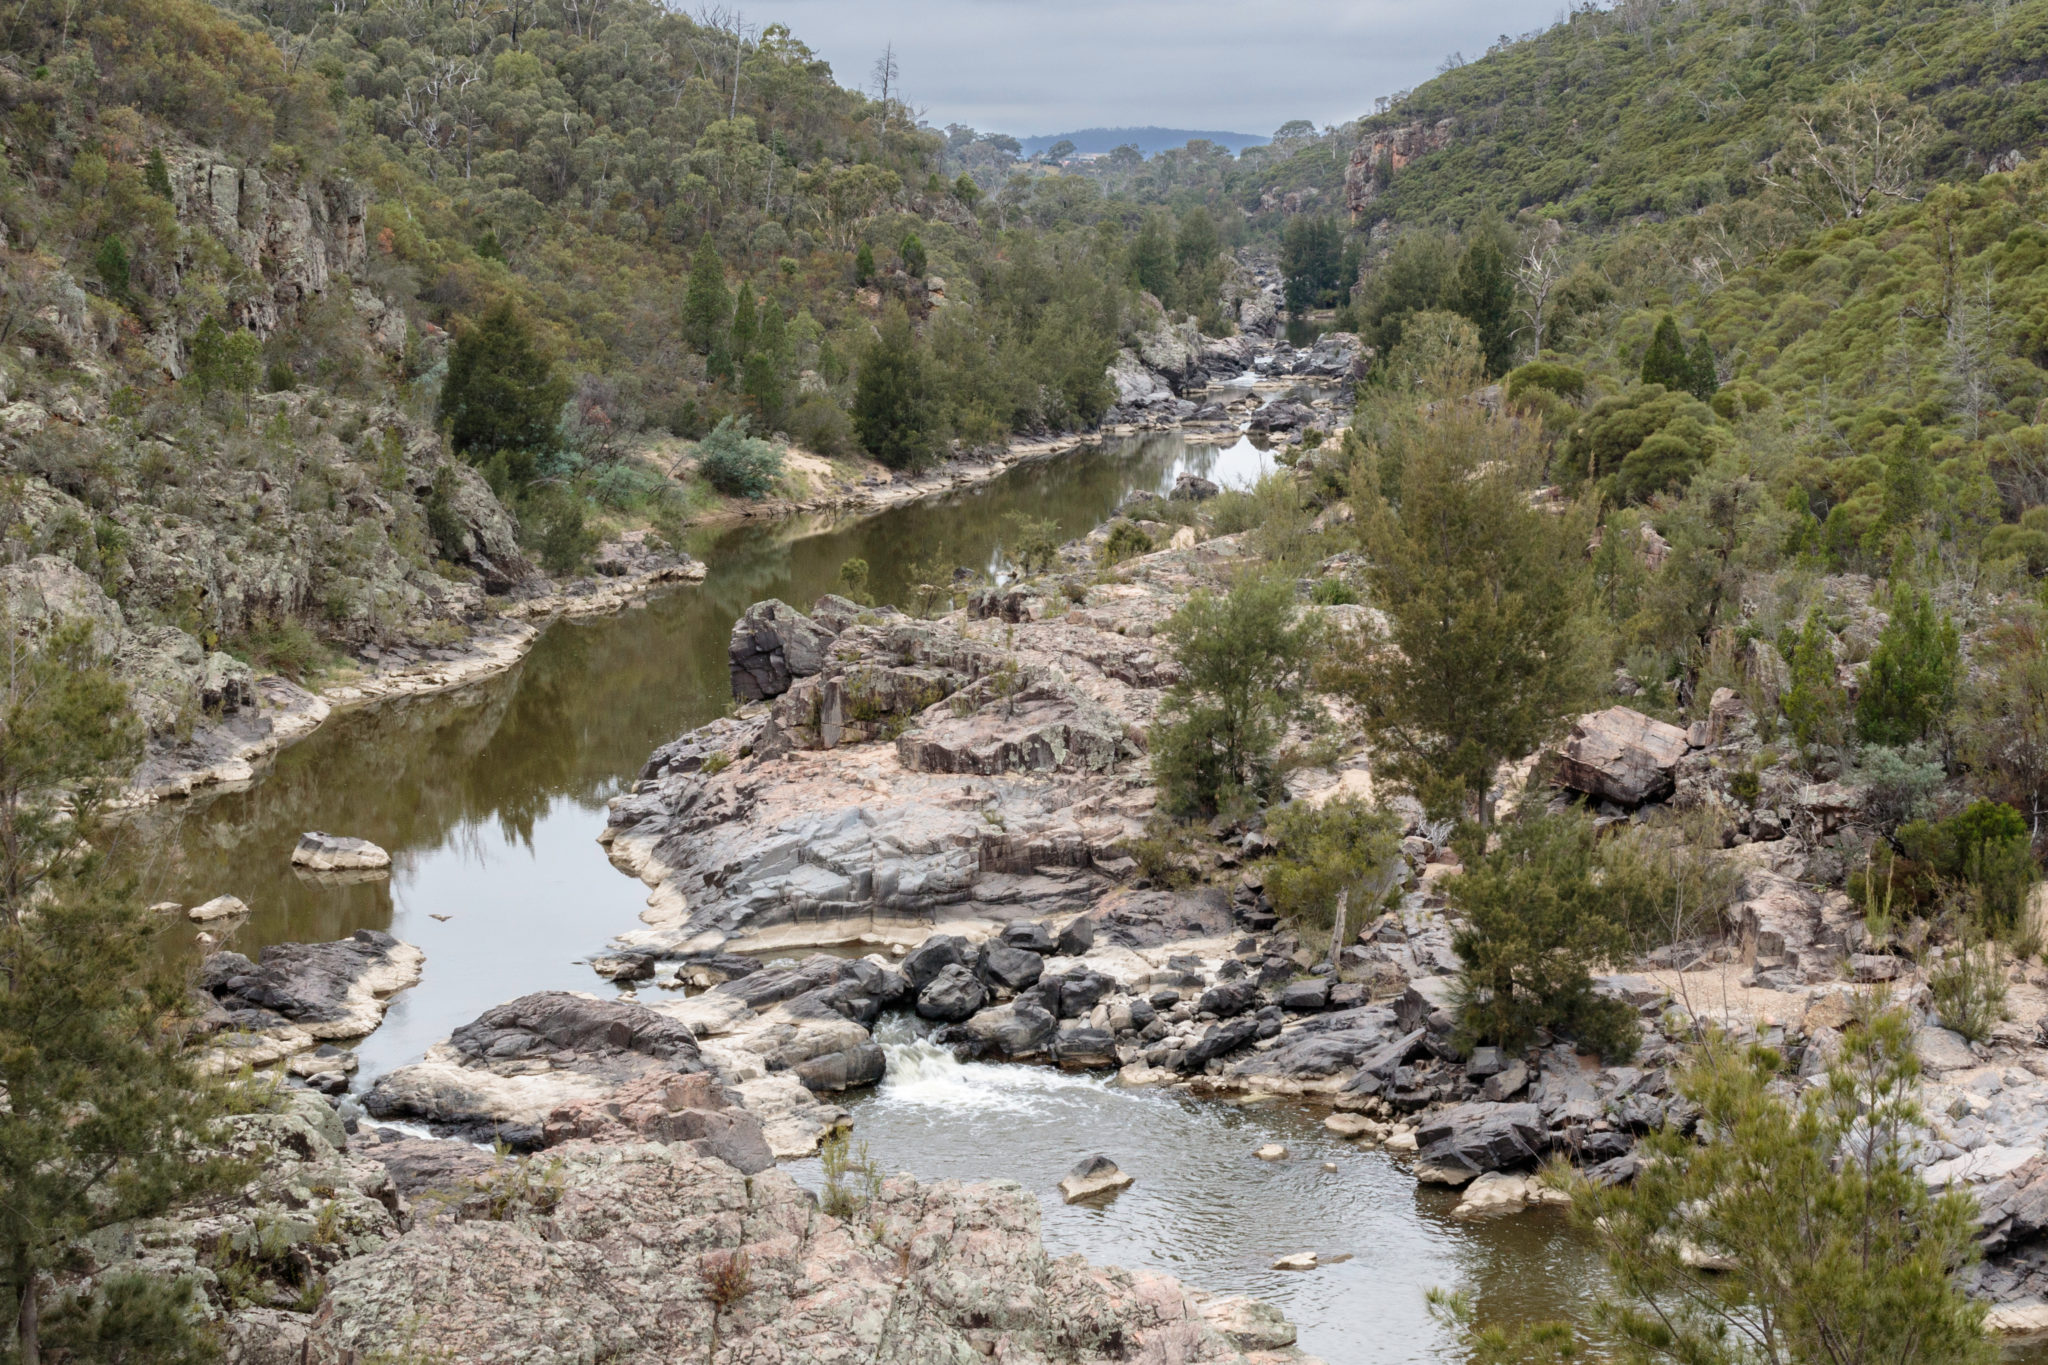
[125,423,1614,1362]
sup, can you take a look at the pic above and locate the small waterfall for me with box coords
[870,1014,1114,1114]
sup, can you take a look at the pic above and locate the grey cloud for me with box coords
[754,0,1557,135]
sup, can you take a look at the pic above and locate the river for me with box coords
[126,419,1609,1362]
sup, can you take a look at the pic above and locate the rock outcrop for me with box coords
[1344,118,1456,217]
[195,930,422,1070]
[304,1140,1312,1364]
[605,540,1248,955]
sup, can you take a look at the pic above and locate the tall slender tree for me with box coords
[0,629,242,1363]
[682,237,731,354]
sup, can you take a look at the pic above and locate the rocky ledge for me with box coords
[602,535,1257,956]
[192,929,422,1078]
[80,1088,1314,1364]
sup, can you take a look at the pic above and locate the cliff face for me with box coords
[1343,118,1455,218]
[163,150,368,338]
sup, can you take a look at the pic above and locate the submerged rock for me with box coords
[1059,1154,1134,1202]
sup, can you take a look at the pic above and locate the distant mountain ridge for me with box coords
[1018,127,1268,156]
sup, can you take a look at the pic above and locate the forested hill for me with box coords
[1187,0,2048,229]
[0,0,1252,680]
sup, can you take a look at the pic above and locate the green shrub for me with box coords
[788,393,852,457]
[1894,800,2036,929]
[695,416,784,499]
[1099,520,1153,565]
[1309,576,1359,606]
[1782,611,1846,751]
[1504,361,1587,405]
[1261,798,1402,941]
[529,489,597,575]
[1930,932,2007,1043]
[1151,573,1319,816]
[1560,384,1720,498]
[1447,810,1643,1061]
[836,557,871,603]
[1856,586,1960,746]
[1002,512,1061,577]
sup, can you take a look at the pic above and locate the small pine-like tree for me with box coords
[900,232,928,280]
[1858,584,1961,745]
[1783,609,1847,750]
[851,304,935,470]
[953,173,980,205]
[1577,1008,1993,1365]
[1639,313,1692,390]
[1150,573,1320,816]
[1685,330,1719,400]
[1338,377,1599,818]
[682,237,731,354]
[1447,811,1642,1060]
[92,236,130,302]
[187,315,259,398]
[144,148,173,199]
[439,298,569,483]
[0,629,244,1363]
[1128,214,1176,301]
[728,281,758,361]
[853,241,877,286]
[1451,220,1517,376]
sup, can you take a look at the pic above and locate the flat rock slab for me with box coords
[1059,1154,1135,1202]
[197,930,422,1069]
[292,831,392,872]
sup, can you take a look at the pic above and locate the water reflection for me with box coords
[123,419,1616,1360]
[129,428,1283,1072]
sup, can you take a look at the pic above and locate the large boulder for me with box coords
[901,934,977,990]
[1415,1102,1548,1178]
[980,942,1046,992]
[536,1071,775,1173]
[915,963,987,1022]
[728,599,834,702]
[291,831,392,872]
[959,1000,1059,1057]
[0,554,124,654]
[1555,706,1692,806]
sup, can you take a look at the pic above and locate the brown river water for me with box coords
[115,416,1841,1363]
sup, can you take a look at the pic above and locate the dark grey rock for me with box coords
[981,943,1046,992]
[1000,921,1058,954]
[1182,1017,1260,1070]
[961,1000,1058,1056]
[901,934,976,991]
[1056,917,1096,956]
[794,1043,886,1092]
[1415,1102,1547,1175]
[916,964,987,1022]
[1197,981,1261,1019]
[1278,978,1331,1012]
[1482,1059,1530,1101]
[728,599,834,702]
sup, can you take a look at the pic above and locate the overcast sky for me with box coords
[754,0,1564,138]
